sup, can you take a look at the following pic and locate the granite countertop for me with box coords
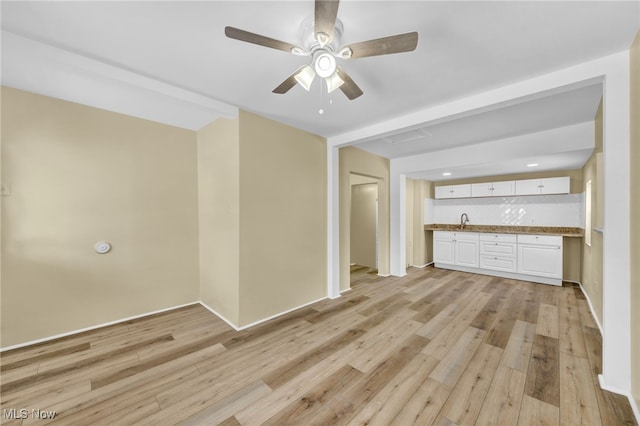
[423,224,584,237]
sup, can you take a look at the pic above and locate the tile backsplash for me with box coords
[424,193,584,228]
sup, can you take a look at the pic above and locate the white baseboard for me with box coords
[598,374,640,424]
[231,296,327,331]
[630,394,640,425]
[409,262,433,268]
[3,294,331,352]
[198,301,241,331]
[0,301,200,352]
[574,280,603,335]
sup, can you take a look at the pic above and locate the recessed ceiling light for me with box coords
[442,172,452,176]
[527,163,539,167]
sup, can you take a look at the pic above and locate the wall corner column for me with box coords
[390,167,407,277]
[600,50,632,395]
[327,144,341,299]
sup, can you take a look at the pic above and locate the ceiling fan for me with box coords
[224,0,418,100]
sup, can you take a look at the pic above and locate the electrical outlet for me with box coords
[0,183,11,196]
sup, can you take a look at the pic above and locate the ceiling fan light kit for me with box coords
[294,65,316,91]
[224,0,418,100]
[325,72,345,94]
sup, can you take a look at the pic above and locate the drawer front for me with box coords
[452,232,479,241]
[479,233,517,243]
[434,231,454,241]
[480,241,517,257]
[518,234,562,246]
[434,231,479,242]
[480,255,517,273]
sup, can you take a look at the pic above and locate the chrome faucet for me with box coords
[460,213,469,229]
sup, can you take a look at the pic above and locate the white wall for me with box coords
[425,193,584,227]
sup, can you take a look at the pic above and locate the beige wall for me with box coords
[406,179,414,267]
[340,146,389,291]
[197,117,240,325]
[407,178,432,267]
[1,87,200,347]
[238,111,326,326]
[351,183,378,268]
[197,111,327,328]
[581,101,604,325]
[629,30,640,412]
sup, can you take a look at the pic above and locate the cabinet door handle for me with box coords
[495,242,499,245]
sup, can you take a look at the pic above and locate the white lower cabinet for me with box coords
[517,235,563,279]
[434,231,563,285]
[479,233,517,273]
[433,231,479,268]
[433,237,455,265]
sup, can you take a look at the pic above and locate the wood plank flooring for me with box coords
[1,266,636,425]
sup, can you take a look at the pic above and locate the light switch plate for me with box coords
[0,183,11,196]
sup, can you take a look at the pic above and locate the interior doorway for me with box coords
[350,174,380,281]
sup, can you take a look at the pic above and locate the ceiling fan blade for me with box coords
[315,0,340,43]
[272,66,307,94]
[225,26,302,53]
[336,66,363,100]
[346,32,419,59]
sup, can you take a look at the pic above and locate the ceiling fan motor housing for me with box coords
[299,16,344,53]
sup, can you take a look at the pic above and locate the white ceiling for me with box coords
[2,1,638,180]
[355,83,603,159]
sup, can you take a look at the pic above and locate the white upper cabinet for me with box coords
[435,184,472,199]
[491,180,516,196]
[471,181,515,197]
[515,176,570,196]
[436,176,569,199]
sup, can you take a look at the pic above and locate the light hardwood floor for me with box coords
[1,266,636,425]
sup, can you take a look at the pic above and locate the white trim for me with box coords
[598,375,640,424]
[410,262,433,268]
[340,287,353,294]
[0,301,200,352]
[231,297,327,331]
[198,301,241,331]
[2,296,332,351]
[576,281,604,335]
[377,273,392,277]
[630,394,640,425]
[200,297,328,331]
